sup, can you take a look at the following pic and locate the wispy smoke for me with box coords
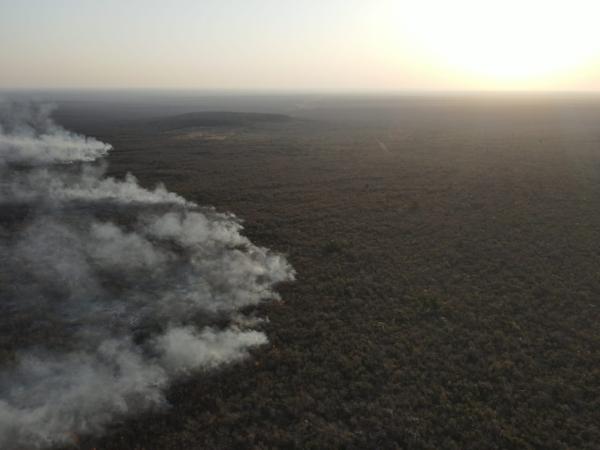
[0,101,294,449]
[0,103,111,165]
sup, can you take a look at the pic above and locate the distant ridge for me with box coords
[149,111,291,130]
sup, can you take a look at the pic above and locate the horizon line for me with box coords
[2,87,600,97]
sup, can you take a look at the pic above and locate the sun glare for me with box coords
[391,0,600,88]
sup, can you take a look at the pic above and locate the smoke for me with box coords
[0,101,295,449]
[0,103,111,165]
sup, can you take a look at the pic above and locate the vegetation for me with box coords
[148,111,291,130]
[30,100,600,448]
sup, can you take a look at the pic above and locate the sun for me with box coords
[390,0,600,88]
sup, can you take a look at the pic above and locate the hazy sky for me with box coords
[2,0,600,91]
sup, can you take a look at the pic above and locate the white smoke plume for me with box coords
[0,102,111,165]
[0,101,295,449]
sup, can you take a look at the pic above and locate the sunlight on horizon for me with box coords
[383,0,600,90]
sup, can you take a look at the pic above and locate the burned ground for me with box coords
[36,96,600,448]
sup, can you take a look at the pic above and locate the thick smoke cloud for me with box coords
[0,101,294,449]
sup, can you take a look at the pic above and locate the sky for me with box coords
[1,0,600,91]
